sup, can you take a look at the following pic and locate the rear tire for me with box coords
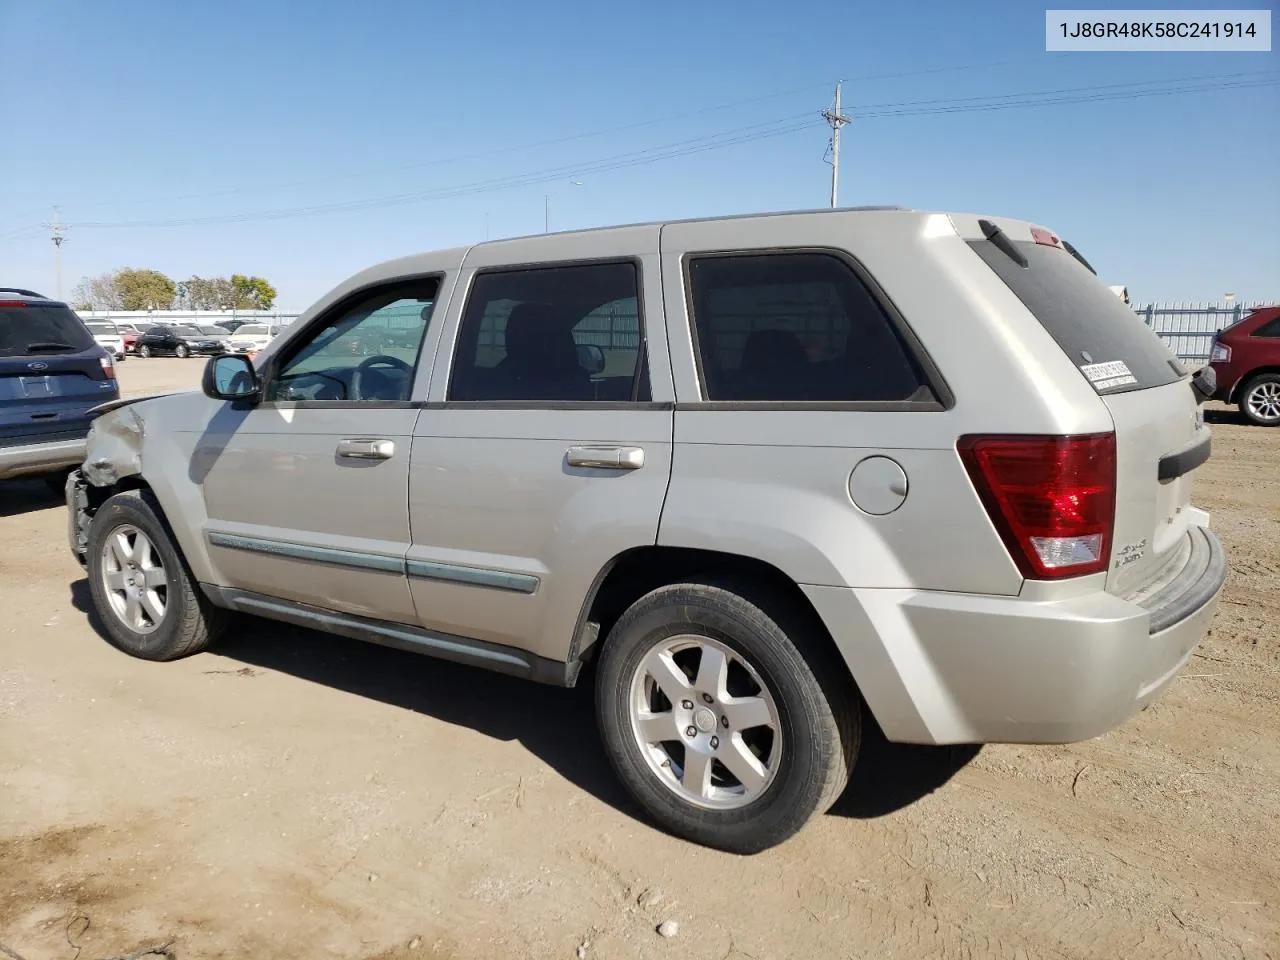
[595,581,859,854]
[174,344,190,359]
[86,489,226,660]
[1239,373,1280,427]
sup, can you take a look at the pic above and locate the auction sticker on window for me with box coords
[1080,360,1138,391]
[1047,10,1271,51]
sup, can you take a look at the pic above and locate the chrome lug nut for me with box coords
[701,693,714,704]
[720,715,730,728]
[681,699,693,710]
[685,725,697,738]
[710,736,719,749]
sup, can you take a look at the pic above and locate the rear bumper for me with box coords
[0,436,87,481]
[805,524,1227,745]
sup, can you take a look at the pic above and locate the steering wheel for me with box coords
[352,354,413,401]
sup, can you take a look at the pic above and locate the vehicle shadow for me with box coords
[68,578,977,827]
[0,478,63,518]
[1204,406,1246,426]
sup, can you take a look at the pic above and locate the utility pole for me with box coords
[821,82,852,209]
[43,206,67,298]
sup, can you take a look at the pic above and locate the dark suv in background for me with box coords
[0,288,120,487]
[1209,305,1280,426]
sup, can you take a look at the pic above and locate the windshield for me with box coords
[169,325,202,337]
[0,303,97,356]
[969,239,1182,394]
[87,323,117,335]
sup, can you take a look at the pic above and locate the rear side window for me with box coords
[449,261,647,402]
[969,240,1181,393]
[686,252,933,403]
[0,303,96,357]
[1251,315,1280,338]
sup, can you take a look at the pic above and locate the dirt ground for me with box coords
[1,358,1277,960]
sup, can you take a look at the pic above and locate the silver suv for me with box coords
[66,209,1227,853]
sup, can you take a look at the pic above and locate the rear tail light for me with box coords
[99,355,116,380]
[1210,341,1230,363]
[958,433,1116,580]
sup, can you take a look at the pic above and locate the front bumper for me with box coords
[0,437,87,481]
[805,524,1228,745]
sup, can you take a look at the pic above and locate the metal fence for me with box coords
[1136,301,1275,363]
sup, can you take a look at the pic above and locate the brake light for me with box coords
[99,355,116,380]
[0,300,28,308]
[958,433,1116,579]
[1210,341,1231,363]
[1029,226,1061,247]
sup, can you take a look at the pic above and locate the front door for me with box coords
[407,237,675,663]
[198,277,443,624]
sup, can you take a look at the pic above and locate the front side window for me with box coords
[686,252,932,403]
[449,261,646,402]
[267,279,439,402]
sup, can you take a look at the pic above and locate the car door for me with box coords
[408,229,675,664]
[197,275,446,623]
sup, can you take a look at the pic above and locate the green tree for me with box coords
[115,268,176,311]
[230,274,277,311]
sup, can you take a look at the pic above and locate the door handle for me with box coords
[566,446,645,471]
[337,438,395,460]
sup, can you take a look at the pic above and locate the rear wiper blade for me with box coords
[977,219,1028,268]
[25,341,77,353]
[1061,239,1097,275]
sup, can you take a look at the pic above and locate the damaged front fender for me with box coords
[82,404,146,487]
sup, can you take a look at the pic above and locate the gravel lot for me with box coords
[2,358,1277,960]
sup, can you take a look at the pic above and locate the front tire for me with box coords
[595,581,859,854]
[86,490,226,660]
[138,345,151,358]
[174,344,190,359]
[1239,373,1280,426]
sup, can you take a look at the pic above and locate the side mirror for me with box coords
[576,343,606,376]
[202,354,260,401]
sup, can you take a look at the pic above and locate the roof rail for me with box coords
[0,287,52,299]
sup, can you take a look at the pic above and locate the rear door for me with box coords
[958,216,1205,594]
[0,300,116,448]
[406,228,674,663]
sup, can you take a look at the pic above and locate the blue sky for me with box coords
[2,0,1276,309]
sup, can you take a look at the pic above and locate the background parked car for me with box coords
[1209,305,1280,426]
[135,324,227,358]
[0,287,119,486]
[227,323,284,354]
[84,321,127,360]
[196,324,234,348]
[115,321,155,354]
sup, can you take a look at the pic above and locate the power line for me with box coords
[5,69,1275,240]
[8,57,1040,220]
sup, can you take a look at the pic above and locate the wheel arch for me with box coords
[572,545,858,696]
[1231,366,1280,403]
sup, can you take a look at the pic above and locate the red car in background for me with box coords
[1209,305,1280,426]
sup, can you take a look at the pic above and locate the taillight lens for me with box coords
[958,434,1116,580]
[99,355,116,380]
[1210,341,1230,363]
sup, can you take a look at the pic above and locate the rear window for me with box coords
[236,325,267,336]
[169,326,202,337]
[970,240,1181,393]
[0,303,96,357]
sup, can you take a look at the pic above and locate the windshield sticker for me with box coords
[1080,360,1137,391]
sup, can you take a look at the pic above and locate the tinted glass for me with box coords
[269,279,438,402]
[686,253,930,402]
[969,240,1181,393]
[236,325,267,336]
[450,261,646,402]
[169,326,202,337]
[1251,315,1280,338]
[0,304,96,356]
